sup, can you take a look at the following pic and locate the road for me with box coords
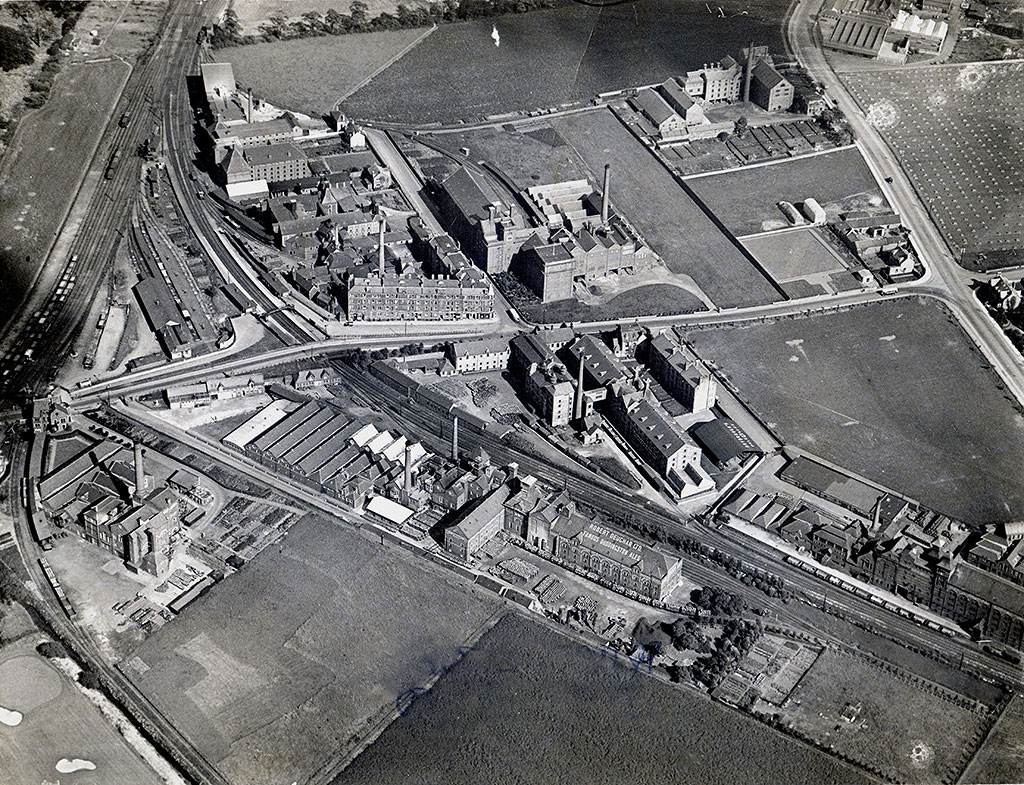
[787,0,1024,406]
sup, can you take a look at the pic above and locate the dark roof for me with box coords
[691,419,759,464]
[752,60,788,91]
[779,456,884,516]
[950,562,1024,617]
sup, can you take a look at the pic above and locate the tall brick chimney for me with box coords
[246,87,253,123]
[743,43,753,104]
[601,164,611,225]
[133,441,146,499]
[378,214,386,275]
[451,415,459,461]
[404,443,414,493]
[574,358,585,421]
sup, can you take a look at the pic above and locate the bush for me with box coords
[0,25,34,71]
[36,640,66,659]
[77,667,103,691]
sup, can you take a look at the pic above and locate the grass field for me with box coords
[219,26,432,115]
[963,694,1024,784]
[0,59,130,328]
[687,298,1024,523]
[782,648,989,784]
[0,642,163,785]
[335,614,873,785]
[742,228,847,285]
[844,63,1024,270]
[517,283,707,323]
[127,515,500,785]
[685,147,887,237]
[332,0,788,123]
[550,109,782,309]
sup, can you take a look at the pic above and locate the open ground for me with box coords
[550,108,782,309]
[843,62,1024,271]
[0,59,130,328]
[248,0,797,123]
[126,514,500,785]
[741,228,853,297]
[334,613,874,785]
[685,147,888,237]
[963,693,1024,784]
[686,297,1024,523]
[780,648,990,784]
[0,639,163,785]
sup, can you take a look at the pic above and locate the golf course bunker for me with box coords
[0,656,62,712]
[0,706,23,726]
[56,758,97,773]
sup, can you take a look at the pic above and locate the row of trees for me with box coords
[209,0,559,48]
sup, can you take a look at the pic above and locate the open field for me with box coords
[844,63,1024,271]
[0,641,163,785]
[333,0,788,123]
[220,26,432,115]
[782,648,990,784]
[742,228,848,289]
[0,59,130,328]
[228,0,429,34]
[127,515,500,785]
[518,282,707,323]
[687,298,1024,522]
[963,693,1024,784]
[551,109,782,309]
[335,614,873,785]
[685,147,887,237]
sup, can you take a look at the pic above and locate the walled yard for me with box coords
[686,297,1024,523]
[779,648,992,784]
[684,147,888,237]
[335,0,789,124]
[741,228,856,298]
[962,693,1024,784]
[551,109,782,309]
[843,62,1024,270]
[126,515,500,785]
[0,640,164,785]
[334,614,874,785]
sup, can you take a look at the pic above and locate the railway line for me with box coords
[0,0,210,401]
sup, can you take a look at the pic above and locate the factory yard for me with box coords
[780,648,992,784]
[0,640,163,785]
[685,147,888,237]
[687,298,1024,523]
[335,0,789,123]
[551,108,782,309]
[843,62,1024,271]
[335,614,873,785]
[126,515,500,785]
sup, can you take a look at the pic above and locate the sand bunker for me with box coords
[0,706,23,726]
[56,758,97,773]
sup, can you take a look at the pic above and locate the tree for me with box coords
[324,8,348,33]
[301,10,324,34]
[260,9,290,39]
[0,26,35,72]
[734,116,749,138]
[350,0,369,28]
[219,7,241,40]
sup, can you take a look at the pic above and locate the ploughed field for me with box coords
[335,614,873,785]
[125,515,500,785]
[229,0,792,123]
[843,62,1024,271]
[687,297,1024,523]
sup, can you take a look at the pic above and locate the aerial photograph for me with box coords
[0,0,1023,782]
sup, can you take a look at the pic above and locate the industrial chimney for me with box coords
[378,214,387,276]
[246,87,253,123]
[451,415,459,461]
[574,358,585,421]
[404,442,414,493]
[601,164,611,225]
[743,43,753,104]
[133,442,146,498]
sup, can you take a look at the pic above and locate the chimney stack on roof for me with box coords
[601,164,611,226]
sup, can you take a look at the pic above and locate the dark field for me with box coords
[335,614,873,785]
[963,694,1024,784]
[0,59,130,330]
[519,283,707,324]
[843,63,1024,271]
[687,298,1024,523]
[337,0,789,123]
[685,147,887,237]
[551,109,782,309]
[127,516,499,785]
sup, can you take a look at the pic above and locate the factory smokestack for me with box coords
[378,214,386,275]
[574,358,585,421]
[404,443,414,493]
[246,87,252,123]
[133,442,146,498]
[743,43,753,104]
[451,415,459,461]
[601,164,611,225]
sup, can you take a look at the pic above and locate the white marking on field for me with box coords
[788,355,800,362]
[491,24,500,47]
[879,335,896,342]
[909,741,934,769]
[0,706,23,726]
[48,146,56,151]
[841,420,861,427]
[957,63,988,91]
[866,100,899,130]
[785,338,803,347]
[56,758,96,773]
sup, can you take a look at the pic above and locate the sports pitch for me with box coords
[127,515,500,785]
[687,298,1024,523]
[741,228,847,285]
[844,62,1024,270]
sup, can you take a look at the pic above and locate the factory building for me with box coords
[646,332,718,413]
[509,334,576,427]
